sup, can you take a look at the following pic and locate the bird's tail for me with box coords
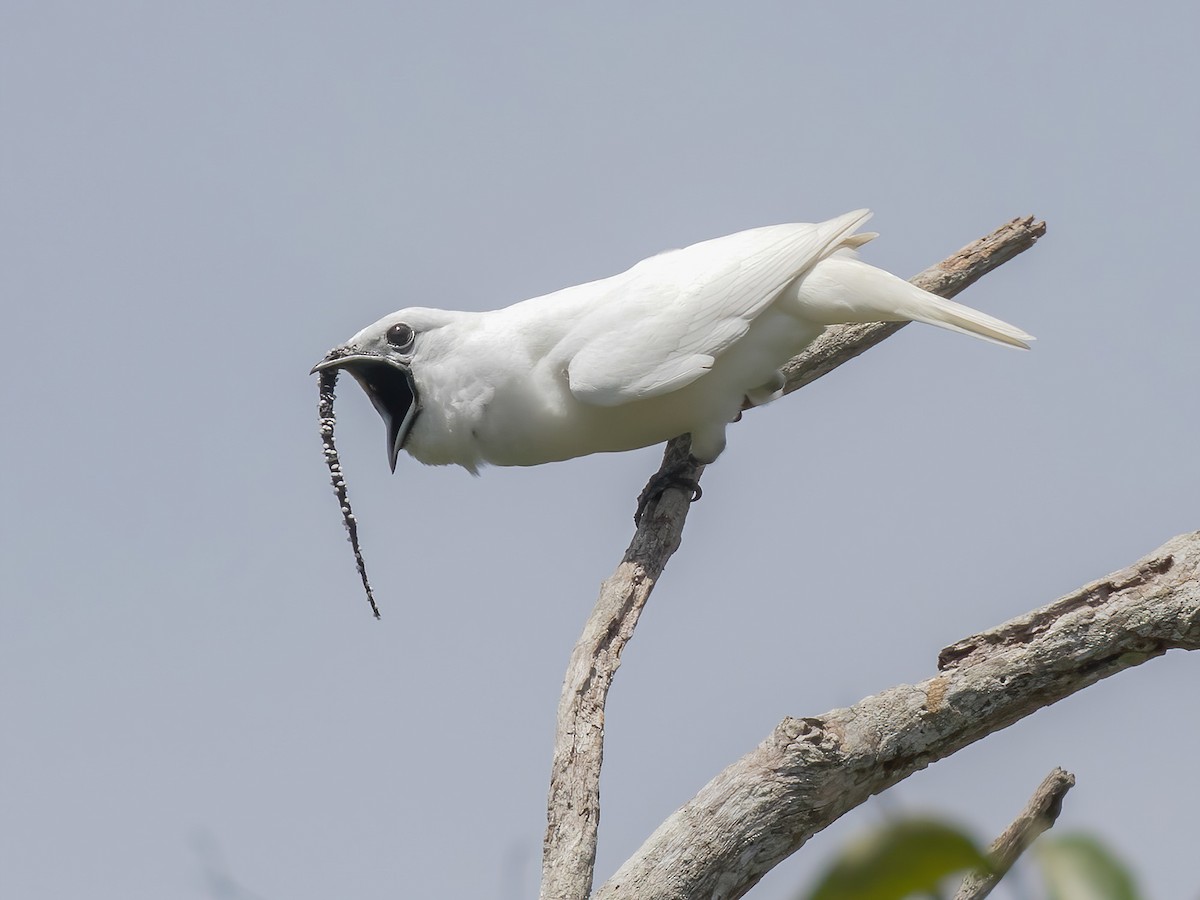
[797,256,1034,349]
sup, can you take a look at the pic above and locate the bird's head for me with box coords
[311,308,460,472]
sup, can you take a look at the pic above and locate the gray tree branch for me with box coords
[596,532,1200,899]
[954,767,1076,900]
[538,216,1048,900]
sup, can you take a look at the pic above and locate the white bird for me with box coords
[312,210,1031,477]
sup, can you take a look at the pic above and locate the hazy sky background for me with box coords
[3,3,1198,898]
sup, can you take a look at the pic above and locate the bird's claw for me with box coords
[634,472,703,526]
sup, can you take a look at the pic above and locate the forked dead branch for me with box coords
[540,217,1199,900]
[591,531,1199,900]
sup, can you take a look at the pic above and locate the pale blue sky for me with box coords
[2,3,1197,898]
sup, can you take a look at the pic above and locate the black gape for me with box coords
[318,367,382,619]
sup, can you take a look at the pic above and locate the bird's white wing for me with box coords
[565,210,873,406]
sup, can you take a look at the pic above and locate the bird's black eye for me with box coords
[386,323,415,350]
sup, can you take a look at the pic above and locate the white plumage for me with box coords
[312,210,1032,473]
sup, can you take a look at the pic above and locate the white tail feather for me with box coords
[794,256,1033,349]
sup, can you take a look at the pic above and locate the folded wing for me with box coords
[565,209,873,406]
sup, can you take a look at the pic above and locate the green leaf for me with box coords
[803,818,989,900]
[1036,834,1141,900]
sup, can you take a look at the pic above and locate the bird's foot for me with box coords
[634,463,704,527]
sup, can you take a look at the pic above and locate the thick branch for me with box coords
[539,216,1047,900]
[954,767,1076,900]
[596,532,1200,899]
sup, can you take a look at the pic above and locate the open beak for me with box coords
[311,350,420,472]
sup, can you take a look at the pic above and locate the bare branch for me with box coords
[538,216,1047,900]
[595,531,1200,899]
[954,767,1076,900]
[539,438,701,900]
